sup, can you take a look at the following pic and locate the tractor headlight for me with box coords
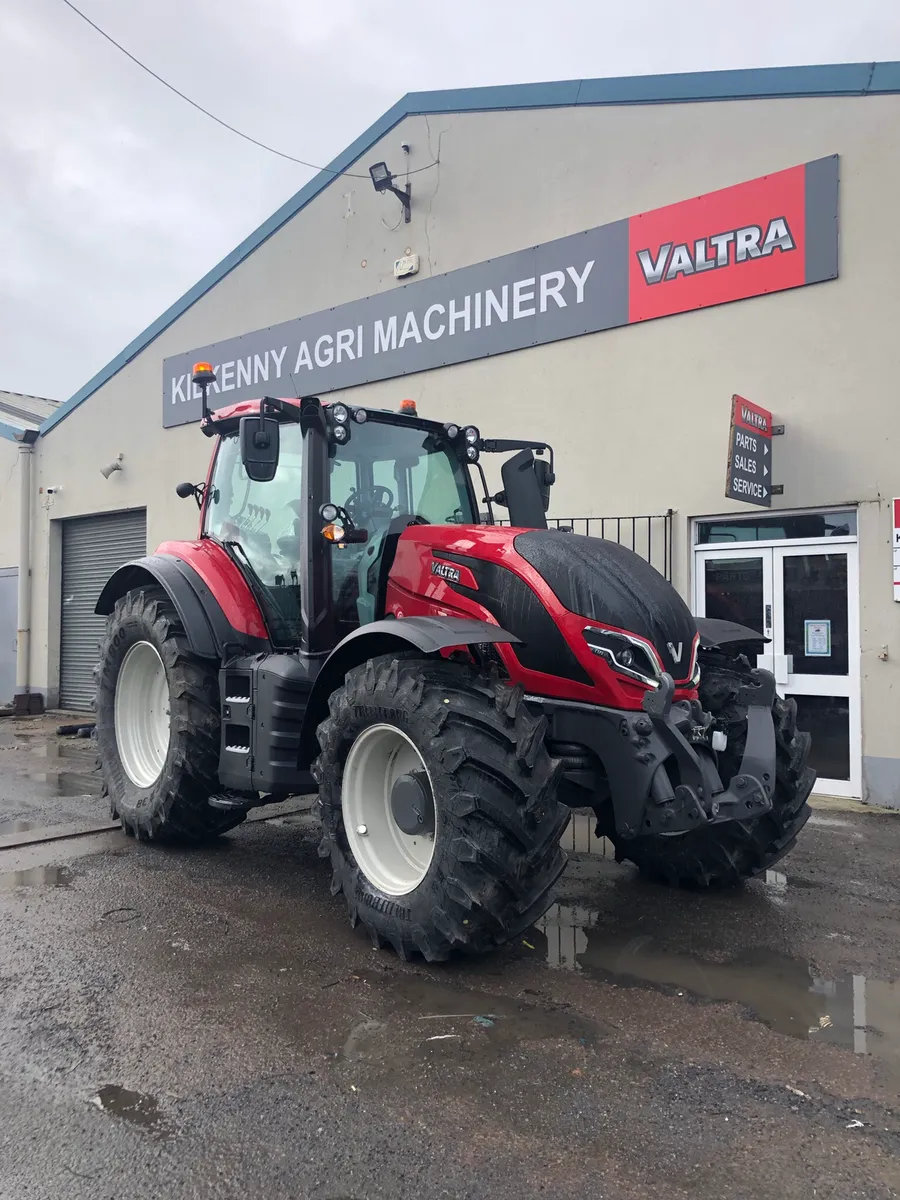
[352,407,368,423]
[464,425,480,445]
[331,404,349,424]
[465,445,480,463]
[444,422,460,440]
[582,627,662,687]
[332,424,349,443]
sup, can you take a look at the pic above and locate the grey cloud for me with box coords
[2,0,899,401]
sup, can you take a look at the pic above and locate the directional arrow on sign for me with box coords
[764,465,769,476]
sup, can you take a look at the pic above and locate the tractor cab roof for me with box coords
[203,396,449,436]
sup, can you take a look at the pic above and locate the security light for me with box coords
[100,454,124,479]
[368,161,411,223]
[369,162,392,190]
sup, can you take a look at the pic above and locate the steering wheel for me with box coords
[345,485,395,522]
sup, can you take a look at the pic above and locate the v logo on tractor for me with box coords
[93,366,815,963]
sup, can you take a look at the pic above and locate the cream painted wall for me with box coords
[0,439,21,570]
[27,92,900,798]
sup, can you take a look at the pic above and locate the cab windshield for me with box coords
[329,417,476,635]
[203,414,476,645]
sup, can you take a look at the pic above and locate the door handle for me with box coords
[764,603,772,634]
[773,654,791,686]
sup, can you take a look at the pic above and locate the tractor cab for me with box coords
[198,390,551,652]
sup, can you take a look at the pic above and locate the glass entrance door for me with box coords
[773,546,859,796]
[695,543,860,797]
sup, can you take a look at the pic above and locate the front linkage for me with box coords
[531,667,777,840]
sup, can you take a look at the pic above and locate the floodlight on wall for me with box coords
[368,161,411,223]
[100,453,124,480]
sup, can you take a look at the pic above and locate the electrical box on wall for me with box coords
[393,254,419,279]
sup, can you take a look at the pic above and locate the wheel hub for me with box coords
[390,770,435,836]
[114,641,170,789]
[342,723,437,896]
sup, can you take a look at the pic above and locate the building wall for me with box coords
[0,438,21,571]
[28,92,900,798]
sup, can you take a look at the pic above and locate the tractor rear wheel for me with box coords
[314,655,568,961]
[610,649,815,886]
[94,585,244,842]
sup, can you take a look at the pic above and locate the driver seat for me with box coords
[356,513,422,625]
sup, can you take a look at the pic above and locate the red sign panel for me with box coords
[628,164,808,324]
[732,395,773,437]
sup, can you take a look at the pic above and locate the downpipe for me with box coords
[14,434,36,713]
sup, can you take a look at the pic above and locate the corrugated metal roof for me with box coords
[39,58,900,438]
[0,391,59,442]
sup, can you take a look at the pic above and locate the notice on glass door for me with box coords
[805,619,832,657]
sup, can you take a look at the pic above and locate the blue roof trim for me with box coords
[0,423,21,443]
[41,59,900,436]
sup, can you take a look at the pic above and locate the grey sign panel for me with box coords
[804,155,839,286]
[162,222,629,427]
[726,424,773,508]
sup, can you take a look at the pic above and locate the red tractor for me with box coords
[94,366,814,961]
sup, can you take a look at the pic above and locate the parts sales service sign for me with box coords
[163,156,838,426]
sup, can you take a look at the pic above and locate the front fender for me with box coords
[298,616,519,767]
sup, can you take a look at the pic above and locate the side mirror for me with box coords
[533,459,555,513]
[239,415,280,483]
[500,450,548,530]
[175,482,195,499]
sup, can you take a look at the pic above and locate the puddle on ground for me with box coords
[90,1085,172,1138]
[29,739,94,760]
[21,769,103,796]
[0,819,38,835]
[0,864,72,889]
[531,902,900,1065]
[337,970,607,1077]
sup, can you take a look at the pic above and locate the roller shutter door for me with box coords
[60,509,147,710]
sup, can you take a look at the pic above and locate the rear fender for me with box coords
[298,616,519,767]
[95,554,269,660]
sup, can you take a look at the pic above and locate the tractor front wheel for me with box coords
[314,655,568,961]
[94,586,244,842]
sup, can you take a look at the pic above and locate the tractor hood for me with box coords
[512,530,698,683]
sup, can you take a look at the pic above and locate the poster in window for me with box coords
[804,619,832,657]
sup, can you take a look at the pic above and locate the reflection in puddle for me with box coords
[0,819,37,835]
[91,1085,171,1138]
[347,970,606,1072]
[533,903,900,1064]
[22,769,103,796]
[0,865,72,889]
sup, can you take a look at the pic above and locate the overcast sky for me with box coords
[2,0,899,403]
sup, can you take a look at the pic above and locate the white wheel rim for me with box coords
[342,724,437,896]
[114,641,171,789]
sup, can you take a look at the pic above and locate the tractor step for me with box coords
[208,793,255,812]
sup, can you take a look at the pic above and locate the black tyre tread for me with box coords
[611,656,814,887]
[314,655,568,962]
[94,586,244,843]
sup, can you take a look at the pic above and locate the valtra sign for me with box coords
[163,156,838,427]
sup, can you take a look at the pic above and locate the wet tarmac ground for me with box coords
[1,720,900,1198]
